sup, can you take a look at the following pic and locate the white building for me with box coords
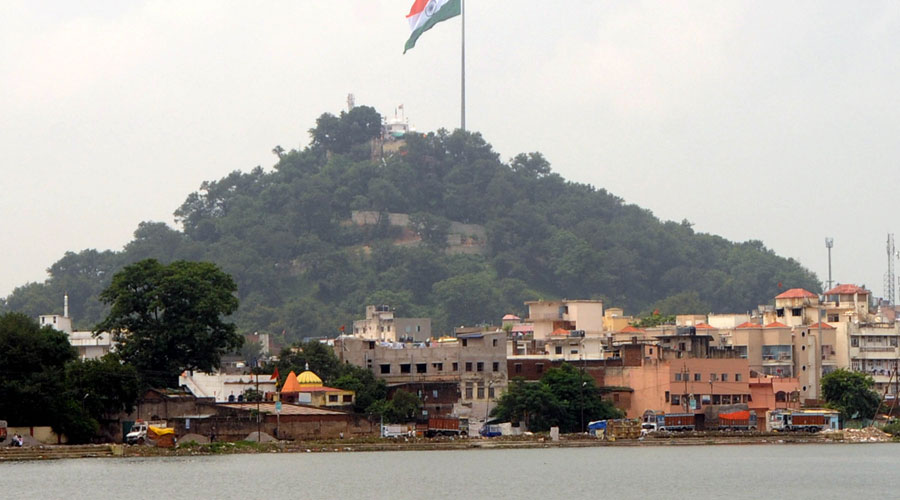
[40,295,114,360]
[179,371,277,402]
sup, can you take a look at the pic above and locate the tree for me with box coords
[821,369,881,421]
[331,364,388,413]
[96,259,241,388]
[65,354,140,420]
[0,312,100,443]
[491,364,621,433]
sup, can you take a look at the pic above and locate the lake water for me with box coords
[3,444,898,499]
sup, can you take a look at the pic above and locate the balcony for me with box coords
[860,346,897,352]
[762,354,792,363]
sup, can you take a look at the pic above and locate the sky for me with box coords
[2,1,899,301]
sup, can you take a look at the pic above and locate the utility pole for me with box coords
[682,364,690,413]
[825,238,834,291]
[255,366,261,442]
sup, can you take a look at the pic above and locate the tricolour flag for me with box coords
[404,0,461,54]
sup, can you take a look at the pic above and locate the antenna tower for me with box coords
[347,93,355,112]
[886,234,897,305]
[825,237,834,291]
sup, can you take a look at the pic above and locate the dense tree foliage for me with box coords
[820,369,881,421]
[0,313,140,443]
[3,106,821,340]
[96,259,242,388]
[492,363,622,433]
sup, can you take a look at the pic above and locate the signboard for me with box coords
[185,418,190,430]
[275,401,282,413]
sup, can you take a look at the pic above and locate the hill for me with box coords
[1,106,821,340]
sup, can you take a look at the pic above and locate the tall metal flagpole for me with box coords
[461,0,466,131]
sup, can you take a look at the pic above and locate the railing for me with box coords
[860,346,897,352]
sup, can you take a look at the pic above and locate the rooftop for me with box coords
[775,288,818,299]
[824,284,870,295]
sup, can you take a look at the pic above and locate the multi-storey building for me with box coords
[335,330,507,430]
[352,304,431,342]
[524,299,604,340]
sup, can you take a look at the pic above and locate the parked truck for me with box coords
[125,420,169,445]
[588,419,642,439]
[424,417,462,437]
[716,410,758,431]
[767,409,840,432]
[657,413,696,432]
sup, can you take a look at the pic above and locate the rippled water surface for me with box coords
[4,444,899,499]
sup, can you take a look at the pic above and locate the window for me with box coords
[536,363,544,375]
[555,346,563,355]
[477,386,485,399]
[776,308,785,317]
[368,341,375,350]
[343,394,352,403]
[465,383,473,399]
[827,314,839,322]
[400,363,411,374]
[649,348,653,355]
[465,362,473,372]
[671,394,681,406]
[416,325,421,332]
[679,342,686,351]
[571,350,579,355]
[734,346,748,359]
[380,364,391,374]
[851,337,859,347]
[462,339,468,347]
[433,362,443,371]
[493,339,498,347]
[329,394,338,403]
[416,363,427,373]
[452,362,459,372]
[735,373,742,382]
[721,373,728,382]
[492,362,499,372]
[791,308,802,317]
[477,362,484,372]
[514,363,522,374]
[675,373,683,382]
[432,389,439,398]
[613,393,620,402]
[693,373,701,382]
[721,395,731,405]
[665,391,670,402]
[488,387,495,399]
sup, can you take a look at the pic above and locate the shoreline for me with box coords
[2,431,894,461]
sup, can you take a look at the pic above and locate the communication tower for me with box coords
[885,234,897,305]
[825,237,834,291]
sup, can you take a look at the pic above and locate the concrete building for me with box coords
[727,321,837,403]
[525,299,604,340]
[352,304,431,342]
[849,322,900,399]
[39,295,114,360]
[335,330,507,430]
[179,371,277,403]
[602,308,633,332]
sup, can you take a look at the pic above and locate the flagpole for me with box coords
[461,0,466,132]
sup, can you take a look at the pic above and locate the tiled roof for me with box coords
[550,328,570,336]
[736,321,761,328]
[824,284,870,295]
[694,323,715,329]
[502,314,521,321]
[620,325,646,333]
[775,288,818,299]
[807,322,836,330]
[765,321,788,328]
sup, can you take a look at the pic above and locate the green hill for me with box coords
[1,106,820,340]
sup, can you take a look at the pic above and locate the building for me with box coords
[279,370,354,408]
[525,299,604,340]
[352,304,431,342]
[179,371,277,403]
[849,322,900,399]
[335,330,507,430]
[39,295,114,360]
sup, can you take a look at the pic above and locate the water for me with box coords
[4,444,898,499]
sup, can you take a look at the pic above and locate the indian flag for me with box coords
[404,0,461,54]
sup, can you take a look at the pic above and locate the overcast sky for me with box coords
[2,1,898,303]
